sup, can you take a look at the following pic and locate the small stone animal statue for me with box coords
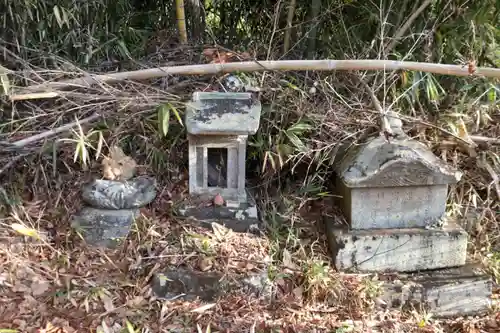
[101,146,137,181]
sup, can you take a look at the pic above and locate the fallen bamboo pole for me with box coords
[8,59,500,101]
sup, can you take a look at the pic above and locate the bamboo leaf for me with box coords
[74,142,82,164]
[125,320,136,333]
[168,103,184,127]
[286,132,307,152]
[80,142,88,166]
[401,71,408,86]
[0,64,11,96]
[117,40,132,59]
[287,122,313,135]
[62,7,69,27]
[53,6,63,28]
[157,104,170,137]
[0,73,9,96]
[11,223,41,239]
[279,79,304,93]
[95,131,104,160]
[487,85,497,103]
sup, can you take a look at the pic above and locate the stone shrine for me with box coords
[177,91,261,232]
[71,146,157,248]
[325,113,492,316]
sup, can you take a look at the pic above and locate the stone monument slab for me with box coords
[325,113,493,315]
[343,184,448,230]
[335,135,462,229]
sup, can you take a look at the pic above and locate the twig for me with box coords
[361,108,487,146]
[8,59,500,100]
[9,91,60,101]
[0,154,29,176]
[357,78,393,136]
[469,135,500,144]
[479,155,500,201]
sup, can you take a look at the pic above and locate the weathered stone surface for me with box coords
[188,135,248,205]
[177,192,260,233]
[185,92,262,135]
[335,135,462,188]
[71,206,140,248]
[152,268,227,302]
[325,220,468,272]
[81,176,157,210]
[240,271,274,300]
[333,134,462,229]
[337,182,448,229]
[151,267,273,302]
[378,264,492,317]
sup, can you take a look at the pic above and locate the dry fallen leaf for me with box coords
[126,295,146,308]
[99,292,115,312]
[31,280,50,296]
[190,303,216,313]
[292,286,304,302]
[282,249,298,271]
[211,222,229,241]
[198,257,213,272]
[101,145,137,181]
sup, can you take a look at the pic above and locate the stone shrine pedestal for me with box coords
[326,125,493,317]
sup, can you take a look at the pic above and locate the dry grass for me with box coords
[0,43,499,332]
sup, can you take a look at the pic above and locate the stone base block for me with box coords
[71,206,140,248]
[378,264,493,317]
[325,221,468,272]
[151,267,273,302]
[176,190,260,233]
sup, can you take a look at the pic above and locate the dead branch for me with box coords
[0,113,102,176]
[357,79,394,136]
[9,113,101,148]
[8,59,500,101]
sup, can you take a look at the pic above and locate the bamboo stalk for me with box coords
[175,0,188,44]
[8,59,500,101]
[283,0,297,54]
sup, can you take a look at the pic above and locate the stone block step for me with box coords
[378,263,493,317]
[325,220,468,272]
[176,190,260,233]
